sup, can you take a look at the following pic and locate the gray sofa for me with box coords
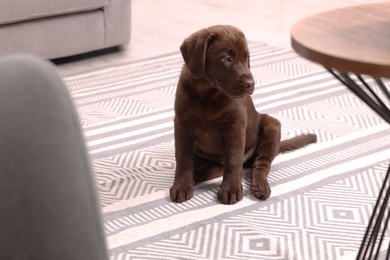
[0,0,131,59]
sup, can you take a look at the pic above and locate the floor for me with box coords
[56,0,381,76]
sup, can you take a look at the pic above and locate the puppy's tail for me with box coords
[278,133,317,153]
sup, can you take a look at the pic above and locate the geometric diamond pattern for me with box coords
[63,42,390,259]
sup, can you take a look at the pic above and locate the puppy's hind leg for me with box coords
[250,115,281,200]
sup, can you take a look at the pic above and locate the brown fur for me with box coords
[170,25,316,204]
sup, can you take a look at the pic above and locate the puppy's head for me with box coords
[180,25,255,98]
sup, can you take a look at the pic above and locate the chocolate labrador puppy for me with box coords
[170,25,316,205]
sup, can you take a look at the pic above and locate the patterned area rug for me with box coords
[64,42,390,260]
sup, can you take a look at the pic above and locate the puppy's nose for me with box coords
[242,79,255,90]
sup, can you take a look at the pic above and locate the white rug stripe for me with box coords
[87,121,173,147]
[89,130,174,155]
[84,110,174,137]
[253,72,334,94]
[275,123,389,162]
[255,85,343,109]
[71,69,181,97]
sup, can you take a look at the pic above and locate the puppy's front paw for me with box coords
[250,177,271,200]
[170,183,194,203]
[217,182,243,204]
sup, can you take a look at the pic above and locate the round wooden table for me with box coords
[292,2,390,79]
[291,3,390,259]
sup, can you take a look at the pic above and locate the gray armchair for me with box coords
[0,0,131,59]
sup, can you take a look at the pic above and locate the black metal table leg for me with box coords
[327,68,390,259]
[357,165,390,259]
[327,69,390,124]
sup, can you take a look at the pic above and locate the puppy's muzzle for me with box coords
[241,78,255,94]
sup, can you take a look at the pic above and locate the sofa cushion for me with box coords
[0,10,105,59]
[0,0,108,25]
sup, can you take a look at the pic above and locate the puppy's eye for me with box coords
[221,56,233,64]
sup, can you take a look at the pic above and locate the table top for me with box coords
[291,2,390,78]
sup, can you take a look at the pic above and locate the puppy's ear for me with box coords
[180,30,214,78]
